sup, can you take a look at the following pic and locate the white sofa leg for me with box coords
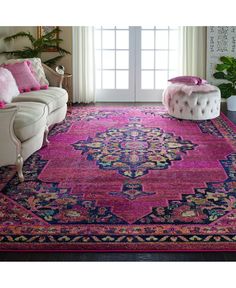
[43,126,50,146]
[16,154,24,182]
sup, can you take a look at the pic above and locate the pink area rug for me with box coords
[0,105,236,251]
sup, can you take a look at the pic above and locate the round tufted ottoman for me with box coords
[164,88,221,120]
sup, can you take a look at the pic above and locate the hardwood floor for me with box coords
[1,102,236,261]
[0,252,235,261]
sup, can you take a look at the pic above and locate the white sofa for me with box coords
[0,64,68,182]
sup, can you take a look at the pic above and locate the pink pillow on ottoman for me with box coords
[3,61,41,93]
[0,67,20,103]
[168,76,208,85]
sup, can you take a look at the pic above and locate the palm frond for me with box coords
[58,47,71,55]
[0,47,40,58]
[4,32,35,44]
[0,50,22,56]
[43,55,64,67]
[40,44,71,55]
[56,46,71,55]
[34,38,63,48]
[42,27,61,40]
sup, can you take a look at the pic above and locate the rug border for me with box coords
[220,111,236,131]
[1,242,236,253]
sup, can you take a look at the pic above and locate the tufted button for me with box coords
[207,101,210,105]
[190,109,193,114]
[184,101,188,106]
[211,109,213,113]
[197,101,200,105]
[172,107,174,112]
[180,108,183,113]
[176,100,178,104]
[202,110,205,114]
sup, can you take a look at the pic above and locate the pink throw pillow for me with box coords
[0,67,20,103]
[2,61,41,93]
[0,101,6,108]
[4,58,49,89]
[168,76,208,85]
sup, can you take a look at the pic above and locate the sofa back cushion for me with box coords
[2,61,41,93]
[3,58,49,89]
[0,67,19,103]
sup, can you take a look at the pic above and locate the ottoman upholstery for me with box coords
[164,88,221,120]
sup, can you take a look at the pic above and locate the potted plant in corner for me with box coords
[0,27,71,67]
[213,56,236,111]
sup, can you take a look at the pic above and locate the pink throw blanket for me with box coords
[162,83,218,107]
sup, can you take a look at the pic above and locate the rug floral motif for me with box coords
[0,105,236,251]
[72,117,196,178]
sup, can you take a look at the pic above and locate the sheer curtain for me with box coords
[180,26,207,78]
[72,26,95,103]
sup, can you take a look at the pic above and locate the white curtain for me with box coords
[72,26,95,103]
[180,26,207,78]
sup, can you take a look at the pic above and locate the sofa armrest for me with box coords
[42,63,64,88]
[0,106,21,166]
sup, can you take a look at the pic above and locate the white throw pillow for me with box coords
[4,58,49,87]
[0,67,20,103]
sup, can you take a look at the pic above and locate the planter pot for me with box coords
[227,95,236,111]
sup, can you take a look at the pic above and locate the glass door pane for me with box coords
[95,26,135,102]
[136,26,180,102]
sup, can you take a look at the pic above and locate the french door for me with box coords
[95,26,180,102]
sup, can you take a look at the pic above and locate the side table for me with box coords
[62,73,73,106]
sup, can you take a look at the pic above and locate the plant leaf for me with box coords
[220,56,234,64]
[218,83,234,98]
[41,27,61,40]
[213,72,226,79]
[42,45,71,55]
[43,55,64,67]
[4,32,35,44]
[215,63,230,72]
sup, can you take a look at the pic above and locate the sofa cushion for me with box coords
[12,87,68,114]
[7,102,48,142]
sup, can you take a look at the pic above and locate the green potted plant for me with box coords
[0,27,70,67]
[213,56,236,111]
